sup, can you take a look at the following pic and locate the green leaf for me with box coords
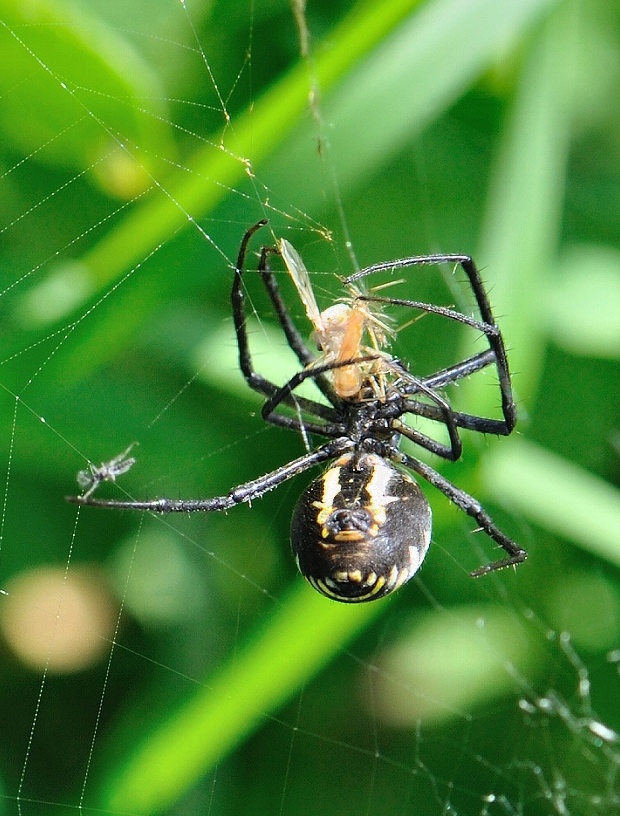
[0,0,173,196]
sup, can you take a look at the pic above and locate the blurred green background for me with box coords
[1,0,619,813]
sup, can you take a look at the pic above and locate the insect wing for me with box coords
[279,238,324,334]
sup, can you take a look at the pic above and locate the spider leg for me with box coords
[357,295,494,334]
[232,222,341,432]
[389,371,462,461]
[380,352,502,457]
[394,421,460,460]
[457,255,514,432]
[347,255,516,433]
[359,296,512,434]
[232,220,279,400]
[67,437,353,511]
[258,398,341,436]
[402,349,512,435]
[422,350,496,390]
[260,355,380,435]
[401,401,509,436]
[390,448,526,575]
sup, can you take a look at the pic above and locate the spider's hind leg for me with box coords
[393,448,526,575]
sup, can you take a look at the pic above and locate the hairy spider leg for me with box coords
[344,293,510,448]
[347,254,516,434]
[361,294,514,437]
[388,446,527,575]
[231,221,340,431]
[410,350,513,434]
[67,438,354,512]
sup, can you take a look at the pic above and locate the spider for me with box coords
[67,220,526,603]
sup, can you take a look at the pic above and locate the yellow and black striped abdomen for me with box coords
[291,453,431,603]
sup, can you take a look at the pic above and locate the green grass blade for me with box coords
[274,0,558,205]
[100,582,384,815]
[484,438,620,569]
[461,1,579,417]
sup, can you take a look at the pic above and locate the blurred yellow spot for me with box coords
[91,144,151,198]
[0,565,118,674]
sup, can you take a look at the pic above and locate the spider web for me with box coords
[0,1,619,815]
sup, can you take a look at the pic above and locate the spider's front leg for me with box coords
[400,351,513,435]
[388,372,463,461]
[232,218,321,403]
[347,255,517,435]
[231,220,277,399]
[457,256,516,433]
[232,221,338,422]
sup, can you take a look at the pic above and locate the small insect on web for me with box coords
[67,221,526,603]
[75,444,137,501]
